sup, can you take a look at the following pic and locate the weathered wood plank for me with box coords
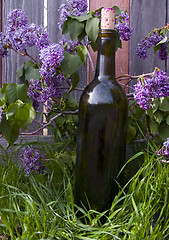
[130,0,167,78]
[47,0,87,100]
[2,0,44,84]
[89,0,130,83]
[47,0,64,43]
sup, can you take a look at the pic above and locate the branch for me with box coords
[8,46,41,69]
[20,109,78,136]
[117,72,153,81]
[86,47,95,78]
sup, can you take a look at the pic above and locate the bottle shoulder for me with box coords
[80,78,128,105]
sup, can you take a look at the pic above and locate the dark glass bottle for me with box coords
[74,29,128,213]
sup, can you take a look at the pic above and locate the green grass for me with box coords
[0,142,169,240]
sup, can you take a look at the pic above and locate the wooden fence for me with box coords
[0,0,169,146]
[1,0,87,98]
[1,0,169,90]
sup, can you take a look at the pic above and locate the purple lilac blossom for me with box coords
[156,138,169,161]
[4,9,50,51]
[58,0,88,29]
[26,23,51,49]
[28,43,66,107]
[27,78,62,108]
[27,79,42,104]
[59,38,80,53]
[28,76,64,108]
[158,43,168,60]
[0,32,8,57]
[22,145,43,175]
[5,9,28,31]
[136,32,166,60]
[134,68,169,110]
[115,11,133,41]
[39,43,64,79]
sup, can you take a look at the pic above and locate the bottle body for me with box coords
[74,30,128,212]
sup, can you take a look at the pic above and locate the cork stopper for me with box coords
[101,8,116,30]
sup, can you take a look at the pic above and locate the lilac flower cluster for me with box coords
[28,39,81,108]
[115,11,133,41]
[28,44,65,109]
[136,32,168,60]
[22,145,43,175]
[59,38,80,53]
[158,42,168,60]
[58,0,88,29]
[134,68,169,110]
[0,9,50,54]
[40,43,64,79]
[28,77,63,110]
[156,138,169,162]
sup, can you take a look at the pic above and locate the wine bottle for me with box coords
[74,8,128,213]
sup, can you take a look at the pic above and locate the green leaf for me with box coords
[0,115,19,146]
[68,19,84,40]
[149,118,159,135]
[153,111,163,124]
[0,83,8,94]
[167,41,169,55]
[77,45,87,63]
[69,71,80,93]
[146,108,153,117]
[16,63,24,80]
[78,29,87,42]
[25,65,40,82]
[8,127,19,146]
[1,115,11,142]
[21,103,36,131]
[126,124,137,144]
[5,83,27,104]
[62,19,69,34]
[6,103,18,120]
[64,93,79,110]
[166,115,169,125]
[154,36,168,53]
[115,32,122,51]
[159,123,169,141]
[6,100,35,130]
[154,44,162,53]
[70,13,92,22]
[90,39,98,52]
[151,98,160,113]
[61,52,83,79]
[157,36,168,45]
[159,97,169,112]
[112,5,121,15]
[134,105,144,119]
[85,17,99,43]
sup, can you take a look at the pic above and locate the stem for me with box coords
[9,46,41,69]
[24,49,41,69]
[146,114,151,139]
[86,47,95,77]
[117,72,153,81]
[20,110,78,135]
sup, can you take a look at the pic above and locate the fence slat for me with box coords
[2,0,44,84]
[47,0,64,43]
[47,0,87,101]
[129,0,167,78]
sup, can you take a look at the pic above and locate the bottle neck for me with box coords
[95,29,116,80]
